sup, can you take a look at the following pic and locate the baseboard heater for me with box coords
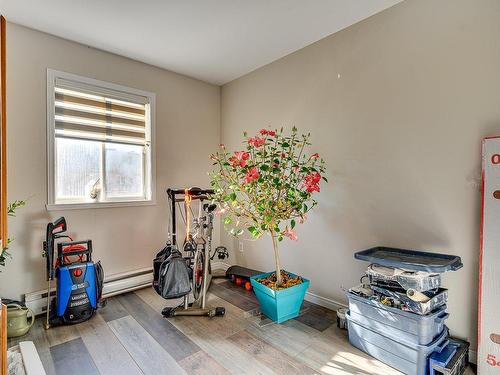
[25,268,153,316]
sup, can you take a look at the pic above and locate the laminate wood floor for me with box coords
[8,279,476,375]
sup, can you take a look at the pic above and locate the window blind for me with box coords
[53,79,149,146]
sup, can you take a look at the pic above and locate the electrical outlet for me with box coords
[239,241,244,253]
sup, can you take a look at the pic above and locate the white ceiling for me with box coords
[0,0,402,85]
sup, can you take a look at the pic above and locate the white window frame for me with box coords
[46,69,156,210]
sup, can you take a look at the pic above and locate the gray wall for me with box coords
[221,0,500,350]
[1,23,220,300]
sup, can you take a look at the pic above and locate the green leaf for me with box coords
[224,217,232,225]
[291,219,296,229]
[322,177,328,183]
[303,203,308,212]
[229,192,237,201]
[247,226,259,237]
[260,164,269,171]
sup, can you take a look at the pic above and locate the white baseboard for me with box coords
[211,261,232,272]
[304,291,347,311]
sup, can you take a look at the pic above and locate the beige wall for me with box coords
[221,0,500,350]
[2,0,499,354]
[1,23,220,300]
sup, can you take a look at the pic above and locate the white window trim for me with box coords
[46,69,156,211]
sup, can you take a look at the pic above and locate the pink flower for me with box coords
[259,129,276,136]
[303,172,321,193]
[311,153,320,159]
[219,143,225,149]
[228,156,238,167]
[235,151,250,161]
[229,151,250,167]
[305,172,321,185]
[245,166,260,183]
[306,184,320,193]
[299,214,307,224]
[248,137,265,147]
[284,228,298,241]
[215,207,227,215]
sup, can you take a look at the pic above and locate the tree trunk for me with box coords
[271,232,282,286]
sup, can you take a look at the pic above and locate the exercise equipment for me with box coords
[225,265,262,291]
[154,188,225,318]
[42,217,104,329]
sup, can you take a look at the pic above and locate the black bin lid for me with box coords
[354,247,463,273]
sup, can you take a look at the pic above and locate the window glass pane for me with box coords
[55,138,101,202]
[104,143,144,198]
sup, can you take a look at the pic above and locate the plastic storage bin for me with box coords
[366,264,441,292]
[347,291,449,345]
[371,285,448,315]
[355,247,463,273]
[346,311,449,375]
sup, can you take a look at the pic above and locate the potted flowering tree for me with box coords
[210,127,326,322]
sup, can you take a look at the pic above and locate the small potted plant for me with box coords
[1,200,27,270]
[210,127,326,323]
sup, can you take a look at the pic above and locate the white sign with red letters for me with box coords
[479,137,500,373]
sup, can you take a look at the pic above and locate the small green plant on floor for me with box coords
[0,199,27,270]
[209,126,326,287]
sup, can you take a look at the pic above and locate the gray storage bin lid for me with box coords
[355,247,462,273]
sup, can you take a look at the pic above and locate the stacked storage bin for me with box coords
[346,247,463,375]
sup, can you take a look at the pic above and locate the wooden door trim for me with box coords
[0,15,6,251]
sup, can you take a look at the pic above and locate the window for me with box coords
[47,69,155,209]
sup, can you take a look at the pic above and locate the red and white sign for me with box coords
[479,137,500,373]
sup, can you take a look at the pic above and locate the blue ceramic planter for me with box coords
[250,271,310,323]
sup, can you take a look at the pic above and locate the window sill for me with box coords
[46,199,157,211]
